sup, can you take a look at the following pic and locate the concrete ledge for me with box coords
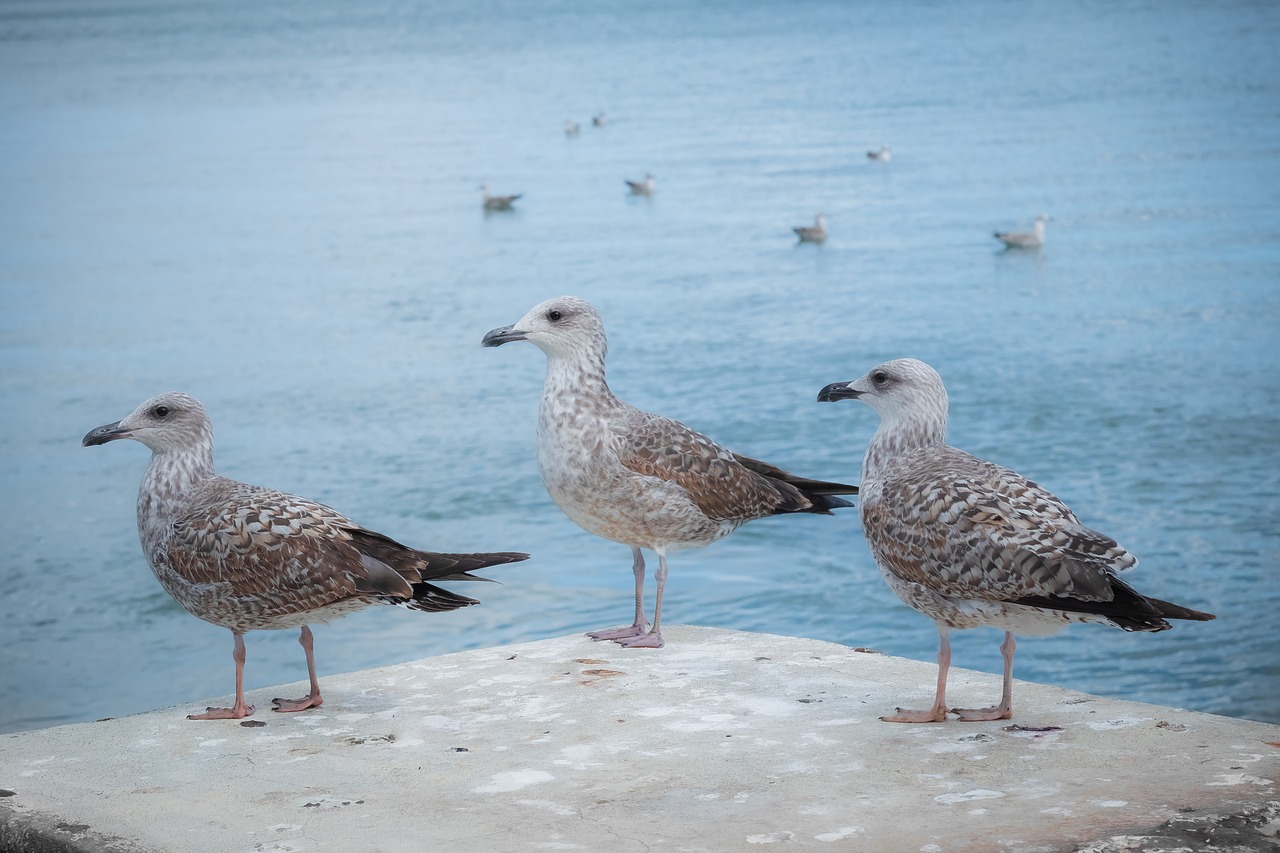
[2,626,1277,852]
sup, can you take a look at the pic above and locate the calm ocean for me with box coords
[1,0,1276,732]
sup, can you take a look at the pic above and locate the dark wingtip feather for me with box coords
[731,453,858,516]
[798,493,857,515]
[404,582,481,613]
[1147,597,1216,622]
[1012,577,1214,633]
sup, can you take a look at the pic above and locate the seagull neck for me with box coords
[137,438,217,530]
[541,351,616,407]
[863,410,947,480]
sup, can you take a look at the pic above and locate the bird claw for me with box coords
[586,623,649,641]
[879,705,949,724]
[272,694,322,713]
[188,703,255,721]
[617,631,664,649]
[951,705,1011,722]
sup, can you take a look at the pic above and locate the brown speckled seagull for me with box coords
[482,296,857,649]
[83,392,529,720]
[818,358,1215,723]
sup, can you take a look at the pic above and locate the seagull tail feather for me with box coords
[1012,576,1215,632]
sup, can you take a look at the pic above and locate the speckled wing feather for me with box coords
[613,411,793,522]
[166,479,371,609]
[865,446,1137,605]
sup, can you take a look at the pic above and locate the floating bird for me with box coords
[994,214,1048,249]
[867,145,891,162]
[483,296,857,649]
[793,213,828,243]
[626,173,656,195]
[817,359,1214,723]
[592,112,607,127]
[83,392,529,720]
[482,184,522,211]
[564,119,580,136]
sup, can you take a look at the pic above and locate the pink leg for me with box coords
[189,632,255,720]
[953,631,1015,722]
[272,625,324,712]
[882,627,951,723]
[619,551,667,649]
[587,547,651,641]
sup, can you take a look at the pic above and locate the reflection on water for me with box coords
[0,0,1277,732]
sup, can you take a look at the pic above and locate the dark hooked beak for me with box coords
[817,382,861,403]
[481,325,527,347]
[82,420,131,446]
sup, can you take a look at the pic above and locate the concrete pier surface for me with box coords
[2,626,1277,852]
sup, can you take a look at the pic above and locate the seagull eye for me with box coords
[152,405,170,418]
[547,310,563,322]
[872,371,888,385]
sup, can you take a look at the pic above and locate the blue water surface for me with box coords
[1,0,1277,733]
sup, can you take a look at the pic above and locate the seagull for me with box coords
[994,214,1048,249]
[793,213,828,243]
[867,145,891,162]
[817,359,1214,723]
[483,296,857,649]
[592,112,607,127]
[625,173,656,195]
[564,119,580,136]
[83,392,529,720]
[482,184,522,211]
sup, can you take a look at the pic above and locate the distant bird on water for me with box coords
[592,112,607,127]
[564,119,581,136]
[483,296,858,649]
[867,145,891,162]
[994,214,1048,249]
[83,392,529,720]
[482,184,523,211]
[626,173,656,195]
[793,213,828,243]
[817,359,1214,723]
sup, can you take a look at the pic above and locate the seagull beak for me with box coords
[481,325,528,347]
[817,382,861,403]
[82,420,132,446]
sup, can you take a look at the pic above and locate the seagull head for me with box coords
[818,358,948,425]
[482,295,607,360]
[83,391,212,453]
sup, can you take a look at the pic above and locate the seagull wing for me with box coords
[166,479,405,608]
[866,447,1135,604]
[613,411,799,522]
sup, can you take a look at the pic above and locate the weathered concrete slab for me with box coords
[2,626,1277,852]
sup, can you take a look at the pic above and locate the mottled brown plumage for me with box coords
[483,296,856,648]
[83,392,528,719]
[818,358,1213,723]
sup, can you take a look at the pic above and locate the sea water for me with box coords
[1,0,1276,732]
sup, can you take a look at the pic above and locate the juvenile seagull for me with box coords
[994,214,1048,249]
[866,145,891,162]
[83,392,528,720]
[482,184,522,211]
[625,173,656,195]
[817,359,1213,723]
[793,213,828,243]
[483,296,857,649]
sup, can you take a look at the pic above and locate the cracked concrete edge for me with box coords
[0,805,148,853]
[1072,801,1280,853]
[4,803,1278,853]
